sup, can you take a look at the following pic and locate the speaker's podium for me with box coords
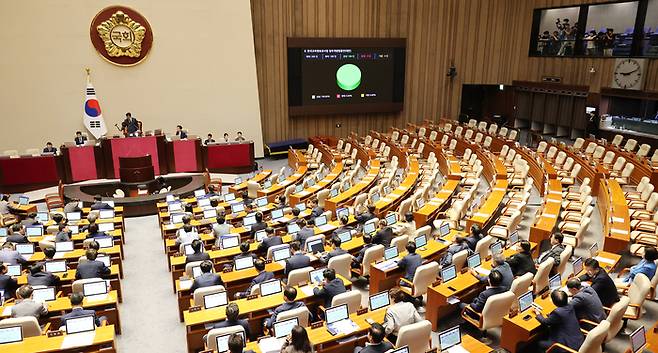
[118,155,156,196]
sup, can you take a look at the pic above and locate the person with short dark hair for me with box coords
[537,233,565,266]
[235,131,246,142]
[281,325,312,353]
[618,246,658,285]
[0,264,19,298]
[578,258,619,307]
[294,219,314,247]
[257,227,282,253]
[356,204,376,224]
[236,259,274,299]
[398,213,417,240]
[0,242,27,265]
[11,285,48,318]
[43,142,57,154]
[383,287,421,340]
[21,212,39,226]
[566,278,605,323]
[27,263,60,287]
[440,236,470,267]
[76,249,111,279]
[352,234,374,268]
[265,286,307,328]
[251,212,267,236]
[123,112,140,136]
[227,332,255,353]
[176,125,188,139]
[354,322,393,353]
[212,302,251,338]
[462,224,483,252]
[223,133,230,143]
[471,252,513,290]
[90,195,112,210]
[0,194,10,215]
[233,242,257,263]
[85,223,108,239]
[63,198,82,214]
[506,240,536,276]
[373,220,394,248]
[213,217,234,247]
[55,224,71,242]
[313,268,346,306]
[308,199,323,218]
[535,290,585,351]
[74,131,87,146]
[332,215,353,237]
[42,247,56,262]
[397,242,422,284]
[203,133,215,145]
[176,222,199,247]
[190,260,223,293]
[320,236,348,264]
[285,241,310,275]
[60,292,106,328]
[186,239,210,264]
[462,270,506,313]
[7,224,28,244]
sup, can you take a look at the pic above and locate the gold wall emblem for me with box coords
[96,11,146,58]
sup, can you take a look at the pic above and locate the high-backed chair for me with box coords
[572,138,585,151]
[267,244,290,260]
[395,320,432,353]
[193,285,226,306]
[604,296,630,343]
[185,261,205,277]
[316,189,330,209]
[507,130,518,141]
[399,261,439,299]
[328,254,352,281]
[72,278,105,294]
[622,273,651,321]
[391,235,409,255]
[611,134,624,147]
[287,267,314,287]
[247,181,261,199]
[510,273,534,298]
[545,320,609,353]
[555,246,573,277]
[275,306,311,327]
[0,317,45,337]
[330,291,361,314]
[452,249,469,272]
[356,244,384,277]
[475,235,494,261]
[206,326,245,352]
[533,257,555,294]
[637,144,651,158]
[624,138,638,152]
[461,291,515,343]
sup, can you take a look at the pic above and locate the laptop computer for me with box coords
[336,207,349,220]
[99,210,114,219]
[0,228,6,236]
[273,247,291,262]
[82,281,108,298]
[16,243,34,259]
[6,265,21,277]
[165,195,176,203]
[439,223,450,237]
[273,317,299,338]
[490,241,503,256]
[18,196,29,205]
[330,188,339,198]
[337,231,352,244]
[97,255,111,267]
[271,209,285,222]
[326,303,355,335]
[630,326,647,353]
[263,180,272,189]
[315,215,333,232]
[223,193,236,202]
[32,287,56,302]
[307,239,325,254]
[25,226,43,237]
[295,203,306,212]
[203,209,217,219]
[384,246,398,261]
[363,221,376,235]
[255,230,267,242]
[66,212,82,222]
[234,256,254,271]
[572,257,583,276]
[549,274,562,291]
[0,326,22,344]
[234,177,243,185]
[35,212,49,223]
[98,222,114,232]
[518,291,534,313]
[369,291,390,311]
[371,193,380,203]
[221,235,240,249]
[168,202,183,212]
[255,197,268,208]
[55,241,74,253]
[467,253,481,269]
[287,223,300,235]
[194,189,206,197]
[203,291,228,309]
[231,203,245,214]
[441,264,457,283]
[589,243,599,257]
[45,260,67,273]
[215,331,245,353]
[170,213,185,224]
[294,184,303,193]
[438,325,462,352]
[260,279,282,296]
[192,266,204,279]
[414,234,427,250]
[416,198,425,209]
[69,225,79,234]
[66,316,98,334]
[309,268,325,284]
[508,230,519,247]
[197,198,211,208]
[388,347,409,353]
[385,213,397,226]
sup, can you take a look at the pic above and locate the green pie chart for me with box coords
[336,64,361,91]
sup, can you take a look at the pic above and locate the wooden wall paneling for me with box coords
[558,95,575,127]
[544,94,560,125]
[572,97,587,129]
[531,93,546,123]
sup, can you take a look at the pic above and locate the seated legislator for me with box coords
[332,215,354,237]
[398,242,422,285]
[59,292,107,328]
[373,220,394,248]
[440,236,470,267]
[308,199,323,218]
[356,204,376,225]
[85,223,108,239]
[234,131,246,142]
[176,217,199,246]
[536,232,565,267]
[0,264,19,298]
[21,213,40,226]
[264,286,307,328]
[122,112,140,136]
[463,224,484,252]
[210,302,251,338]
[186,239,211,264]
[293,219,314,247]
[90,195,113,211]
[176,125,188,139]
[578,258,620,307]
[74,131,87,146]
[213,216,235,247]
[354,322,394,353]
[11,285,48,319]
[76,249,111,279]
[0,242,27,265]
[222,133,230,143]
[43,141,57,154]
[251,212,268,236]
[0,194,10,215]
[55,224,72,242]
[285,241,310,275]
[228,332,256,353]
[233,242,258,264]
[63,198,82,213]
[312,268,346,307]
[280,325,312,353]
[27,263,60,287]
[7,224,29,243]
[257,227,282,254]
[203,133,215,145]
[565,278,605,324]
[190,260,224,293]
[320,235,348,264]
[535,290,585,352]
[460,269,506,314]
[352,234,375,268]
[383,287,422,341]
[470,252,513,290]
[397,213,417,240]
[506,240,536,276]
[617,246,657,286]
[235,259,273,299]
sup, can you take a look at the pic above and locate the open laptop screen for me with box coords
[273,317,299,339]
[438,326,461,350]
[0,326,22,344]
[65,315,96,334]
[325,303,349,324]
[369,291,390,311]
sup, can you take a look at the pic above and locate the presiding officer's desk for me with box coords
[499,250,622,353]
[0,325,116,353]
[184,276,352,353]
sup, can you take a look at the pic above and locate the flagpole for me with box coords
[85,67,91,84]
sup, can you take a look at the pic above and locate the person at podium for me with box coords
[176,125,188,139]
[204,133,215,145]
[74,131,87,146]
[42,142,57,154]
[122,112,140,137]
[234,131,246,142]
[223,133,230,142]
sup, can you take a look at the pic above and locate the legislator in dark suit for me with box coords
[357,341,394,353]
[537,305,585,351]
[506,251,537,276]
[285,252,311,275]
[75,260,111,280]
[186,252,210,264]
[60,307,102,328]
[28,270,60,287]
[313,277,346,307]
[578,269,619,307]
[90,202,113,210]
[570,286,606,323]
[212,317,251,338]
[467,285,506,313]
[190,272,224,293]
[0,273,18,298]
[258,235,283,254]
[320,248,348,265]
[397,253,422,282]
[373,227,394,248]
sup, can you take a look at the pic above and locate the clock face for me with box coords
[613,59,643,89]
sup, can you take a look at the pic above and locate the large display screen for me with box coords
[288,38,406,116]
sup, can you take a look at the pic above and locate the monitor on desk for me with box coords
[273,247,291,262]
[32,287,56,302]
[98,223,114,232]
[385,213,397,226]
[234,256,254,271]
[278,174,286,183]
[342,182,351,192]
[45,260,67,273]
[215,331,245,353]
[295,184,304,193]
[467,253,481,269]
[263,180,272,189]
[221,235,240,249]
[337,231,352,244]
[16,243,34,255]
[82,281,108,297]
[631,326,647,353]
[66,315,96,335]
[273,317,299,339]
[6,265,21,277]
[295,203,306,212]
[231,203,245,214]
[330,188,339,198]
[307,239,324,254]
[271,209,284,221]
[383,186,391,195]
[192,266,204,279]
[309,268,325,284]
[171,213,185,224]
[55,241,74,253]
[69,225,79,234]
[314,215,327,227]
[203,291,228,309]
[260,279,282,297]
[234,177,243,185]
[287,223,300,235]
[166,194,176,203]
[371,192,380,203]
[0,228,6,236]
[572,257,583,276]
[255,197,268,208]
[194,189,206,197]
[203,209,217,219]
[336,207,349,220]
[35,212,49,222]
[0,326,22,344]
[369,291,390,311]
[198,198,211,208]
[99,210,114,219]
[438,326,461,350]
[384,246,398,260]
[518,291,534,313]
[255,230,267,242]
[414,234,427,248]
[439,223,450,237]
[168,202,182,212]
[25,226,43,237]
[184,243,199,256]
[98,255,111,267]
[589,243,599,257]
[441,264,457,283]
[243,215,257,228]
[18,196,29,205]
[415,198,425,209]
[363,221,376,235]
[97,237,114,249]
[326,303,349,324]
[490,241,503,256]
[549,274,561,291]
[224,193,236,202]
[66,211,82,221]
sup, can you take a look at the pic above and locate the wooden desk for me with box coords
[467,179,509,230]
[1,325,116,353]
[288,160,343,207]
[375,156,419,216]
[368,239,447,293]
[603,179,631,253]
[413,178,459,227]
[228,170,272,194]
[529,179,562,245]
[16,265,122,300]
[325,159,380,215]
[9,202,38,216]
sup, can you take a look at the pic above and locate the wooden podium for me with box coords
[119,155,155,184]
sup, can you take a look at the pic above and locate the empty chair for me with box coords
[637,144,651,158]
[276,306,311,327]
[610,156,626,173]
[328,254,352,281]
[498,126,509,138]
[622,273,651,322]
[454,126,463,138]
[0,317,44,337]
[443,123,452,132]
[112,188,125,198]
[247,181,261,199]
[329,290,361,314]
[572,138,584,151]
[592,146,605,160]
[417,127,426,137]
[537,141,548,154]
[533,257,555,294]
[604,296,630,343]
[468,119,477,128]
[555,246,573,277]
[391,130,400,142]
[316,189,330,209]
[464,129,474,140]
[477,121,487,131]
[475,235,495,260]
[395,320,432,353]
[510,273,534,298]
[287,266,314,287]
[488,123,498,135]
[613,163,634,185]
[461,291,515,343]
[428,130,437,142]
[611,134,624,147]
[356,244,384,277]
[452,249,470,272]
[624,138,638,152]
[507,130,518,141]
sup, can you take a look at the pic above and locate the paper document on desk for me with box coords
[300,285,316,297]
[60,331,96,349]
[85,294,108,302]
[611,217,625,223]
[595,256,615,265]
[375,260,398,271]
[327,319,358,335]
[258,337,285,353]
[445,344,469,353]
[179,279,193,290]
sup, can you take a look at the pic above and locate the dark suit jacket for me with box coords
[74,136,87,145]
[0,274,18,298]
[356,212,375,224]
[247,271,274,292]
[320,248,348,264]
[332,226,354,237]
[185,252,210,264]
[258,236,283,253]
[285,253,311,275]
[373,227,394,247]
[43,147,57,153]
[313,278,346,306]
[537,305,585,350]
[213,318,251,339]
[397,253,422,281]
[538,244,565,266]
[250,222,268,236]
[359,341,394,353]
[506,252,537,276]
[265,301,306,327]
[27,271,60,287]
[294,228,314,247]
[469,285,506,313]
[60,307,101,327]
[55,231,71,242]
[311,207,324,218]
[190,272,224,293]
[571,286,606,323]
[355,244,375,264]
[75,260,110,280]
[579,270,620,307]
[90,202,113,210]
[86,231,108,239]
[7,234,29,244]
[464,235,481,252]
